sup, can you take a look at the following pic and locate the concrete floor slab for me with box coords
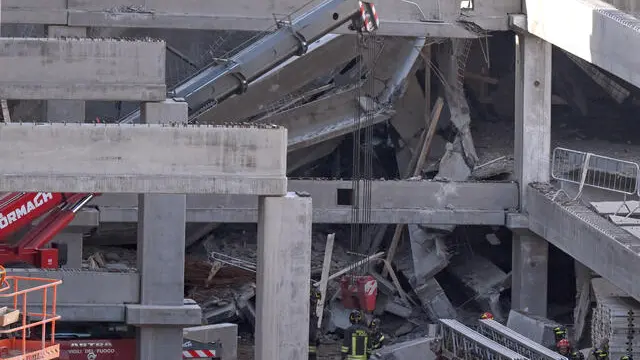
[527,184,640,302]
[0,37,166,101]
[521,0,640,89]
[0,123,287,195]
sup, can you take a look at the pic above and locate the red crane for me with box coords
[0,192,96,268]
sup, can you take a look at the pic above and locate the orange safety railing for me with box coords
[0,266,62,360]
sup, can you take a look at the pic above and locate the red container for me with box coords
[340,275,377,312]
[58,339,136,360]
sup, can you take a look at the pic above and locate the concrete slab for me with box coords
[590,201,640,215]
[0,38,166,101]
[92,180,518,224]
[1,0,67,24]
[0,123,287,195]
[520,0,640,89]
[506,309,562,348]
[608,214,640,225]
[622,226,640,238]
[259,88,394,152]
[527,184,640,302]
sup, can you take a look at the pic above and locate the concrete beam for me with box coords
[519,0,640,89]
[527,184,640,302]
[1,269,140,304]
[24,304,126,322]
[0,38,166,101]
[92,180,519,225]
[0,123,287,195]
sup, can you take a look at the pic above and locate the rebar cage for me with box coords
[0,274,61,360]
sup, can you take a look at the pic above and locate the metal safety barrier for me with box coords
[438,319,529,360]
[551,147,639,199]
[477,319,567,360]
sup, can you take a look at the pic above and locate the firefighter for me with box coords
[620,355,633,360]
[480,312,494,320]
[557,339,572,356]
[553,338,583,360]
[367,318,385,355]
[589,338,610,360]
[341,310,369,360]
[309,288,322,360]
[590,349,609,360]
[553,326,568,343]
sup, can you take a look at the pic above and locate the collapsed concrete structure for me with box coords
[2,0,640,358]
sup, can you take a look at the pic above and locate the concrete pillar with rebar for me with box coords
[511,32,552,317]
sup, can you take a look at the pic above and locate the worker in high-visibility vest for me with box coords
[341,310,369,360]
[367,318,386,356]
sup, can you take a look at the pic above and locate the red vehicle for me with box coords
[0,192,95,268]
[58,339,135,360]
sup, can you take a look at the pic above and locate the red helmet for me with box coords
[480,312,494,320]
[557,339,571,349]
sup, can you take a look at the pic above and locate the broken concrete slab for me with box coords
[325,300,352,333]
[413,278,457,320]
[408,225,449,284]
[507,309,562,348]
[369,337,437,360]
[448,254,510,321]
[436,141,472,180]
[383,297,413,319]
[203,302,239,324]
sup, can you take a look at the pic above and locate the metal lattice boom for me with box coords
[477,319,568,360]
[438,319,529,360]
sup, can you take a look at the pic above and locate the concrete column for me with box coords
[135,99,190,360]
[511,33,552,317]
[52,232,83,268]
[255,194,312,360]
[44,26,87,123]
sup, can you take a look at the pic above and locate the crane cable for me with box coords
[349,27,379,280]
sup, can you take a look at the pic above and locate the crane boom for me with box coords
[0,192,95,268]
[120,0,379,124]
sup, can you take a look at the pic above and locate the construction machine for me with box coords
[0,193,95,268]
